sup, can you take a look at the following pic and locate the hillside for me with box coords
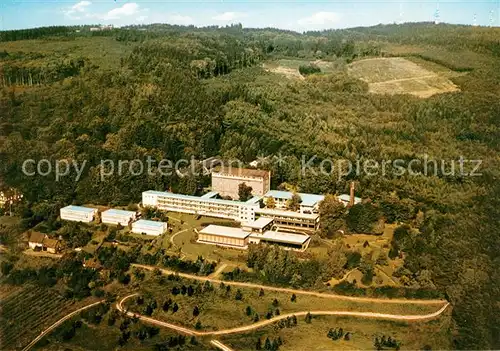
[0,23,499,350]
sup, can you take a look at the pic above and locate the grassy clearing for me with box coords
[347,57,459,97]
[263,58,344,80]
[220,312,452,350]
[124,275,443,333]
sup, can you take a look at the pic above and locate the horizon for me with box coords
[1,0,499,32]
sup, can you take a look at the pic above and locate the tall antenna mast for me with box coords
[434,1,440,24]
[473,13,477,26]
[489,9,495,26]
[399,2,404,25]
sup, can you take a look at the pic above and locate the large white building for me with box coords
[101,209,137,226]
[60,205,97,223]
[198,225,250,248]
[142,190,259,222]
[212,167,271,199]
[132,219,168,236]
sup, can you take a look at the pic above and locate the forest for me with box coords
[0,22,499,349]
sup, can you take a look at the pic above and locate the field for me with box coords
[220,313,452,350]
[0,284,87,350]
[263,59,344,80]
[123,273,443,333]
[347,57,460,98]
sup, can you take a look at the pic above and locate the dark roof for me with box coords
[29,232,46,244]
[43,238,60,249]
[213,167,270,179]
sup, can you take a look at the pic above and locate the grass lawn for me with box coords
[165,212,248,265]
[220,312,452,350]
[124,275,443,333]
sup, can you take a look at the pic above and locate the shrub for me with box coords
[299,64,321,76]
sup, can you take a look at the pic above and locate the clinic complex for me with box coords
[60,167,360,252]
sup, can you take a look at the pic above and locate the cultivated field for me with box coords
[347,57,460,98]
[0,284,81,350]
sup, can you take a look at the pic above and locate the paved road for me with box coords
[22,300,105,351]
[117,293,449,337]
[133,263,446,305]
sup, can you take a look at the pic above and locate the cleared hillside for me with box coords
[347,57,460,97]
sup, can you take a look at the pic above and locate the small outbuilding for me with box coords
[101,209,137,226]
[131,219,168,236]
[60,205,97,223]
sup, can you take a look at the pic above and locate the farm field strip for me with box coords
[0,285,76,350]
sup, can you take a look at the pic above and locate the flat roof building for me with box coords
[263,190,325,214]
[255,208,320,233]
[142,190,259,222]
[212,167,271,199]
[101,209,137,226]
[201,191,219,199]
[242,217,274,233]
[249,230,311,251]
[60,205,97,223]
[198,225,250,248]
[132,219,168,236]
[196,224,310,251]
[338,194,362,206]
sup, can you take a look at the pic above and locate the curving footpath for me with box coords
[211,339,235,351]
[117,293,450,337]
[132,263,446,305]
[22,300,105,351]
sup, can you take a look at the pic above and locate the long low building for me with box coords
[142,190,259,222]
[198,225,250,248]
[249,230,311,251]
[197,225,310,251]
[60,205,97,223]
[132,219,168,236]
[101,209,137,226]
[255,208,320,232]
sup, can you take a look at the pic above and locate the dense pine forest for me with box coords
[0,23,499,349]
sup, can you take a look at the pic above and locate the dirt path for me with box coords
[22,300,105,351]
[170,228,189,246]
[133,263,446,305]
[117,293,449,337]
[211,339,235,351]
[209,263,228,279]
[370,74,437,84]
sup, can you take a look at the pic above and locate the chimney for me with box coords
[349,182,355,207]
